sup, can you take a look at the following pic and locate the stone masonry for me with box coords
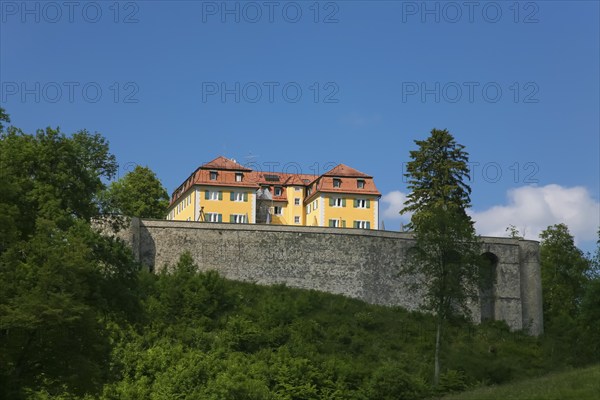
[119,218,543,335]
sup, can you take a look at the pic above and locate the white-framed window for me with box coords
[206,213,222,222]
[329,219,346,228]
[307,187,312,196]
[235,173,243,182]
[294,187,301,192]
[231,192,246,202]
[210,171,218,180]
[357,179,365,189]
[230,214,247,224]
[274,187,282,196]
[206,191,221,201]
[294,198,300,205]
[313,199,318,209]
[355,199,368,208]
[354,220,371,229]
[333,178,341,188]
[331,197,345,207]
[294,216,300,224]
[306,205,311,214]
[273,206,283,216]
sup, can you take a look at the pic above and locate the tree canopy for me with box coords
[103,165,169,219]
[540,223,590,323]
[401,128,481,386]
[0,117,139,398]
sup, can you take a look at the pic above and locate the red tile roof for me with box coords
[200,156,252,171]
[305,175,380,203]
[170,157,380,206]
[323,164,371,178]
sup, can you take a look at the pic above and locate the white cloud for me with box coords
[380,191,412,229]
[470,184,599,243]
[380,185,599,245]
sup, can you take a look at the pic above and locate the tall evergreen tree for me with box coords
[400,128,481,386]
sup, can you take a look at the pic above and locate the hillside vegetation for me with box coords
[23,253,553,399]
[438,365,600,400]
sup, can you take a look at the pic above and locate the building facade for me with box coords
[166,156,381,229]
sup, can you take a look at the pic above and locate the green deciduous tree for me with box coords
[0,126,117,240]
[538,223,593,366]
[400,128,481,386]
[578,276,600,363]
[0,121,139,398]
[539,223,590,324]
[103,165,169,219]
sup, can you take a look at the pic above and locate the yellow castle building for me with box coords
[166,156,381,229]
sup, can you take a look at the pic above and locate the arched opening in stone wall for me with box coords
[479,252,498,322]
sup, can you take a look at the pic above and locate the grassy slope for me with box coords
[438,365,600,400]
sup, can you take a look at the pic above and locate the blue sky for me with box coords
[1,1,598,250]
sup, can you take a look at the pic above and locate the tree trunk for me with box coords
[434,316,442,386]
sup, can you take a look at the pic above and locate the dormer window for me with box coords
[357,179,365,189]
[235,173,243,182]
[274,187,282,196]
[210,171,218,180]
[333,178,341,188]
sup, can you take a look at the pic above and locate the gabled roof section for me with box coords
[169,157,380,207]
[200,156,252,172]
[323,164,371,178]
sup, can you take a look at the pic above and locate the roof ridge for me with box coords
[323,163,371,178]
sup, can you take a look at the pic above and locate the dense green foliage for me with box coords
[84,253,553,399]
[439,364,600,400]
[401,128,481,385]
[0,116,140,398]
[102,165,169,219]
[10,254,599,399]
[540,224,590,323]
[539,224,600,367]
